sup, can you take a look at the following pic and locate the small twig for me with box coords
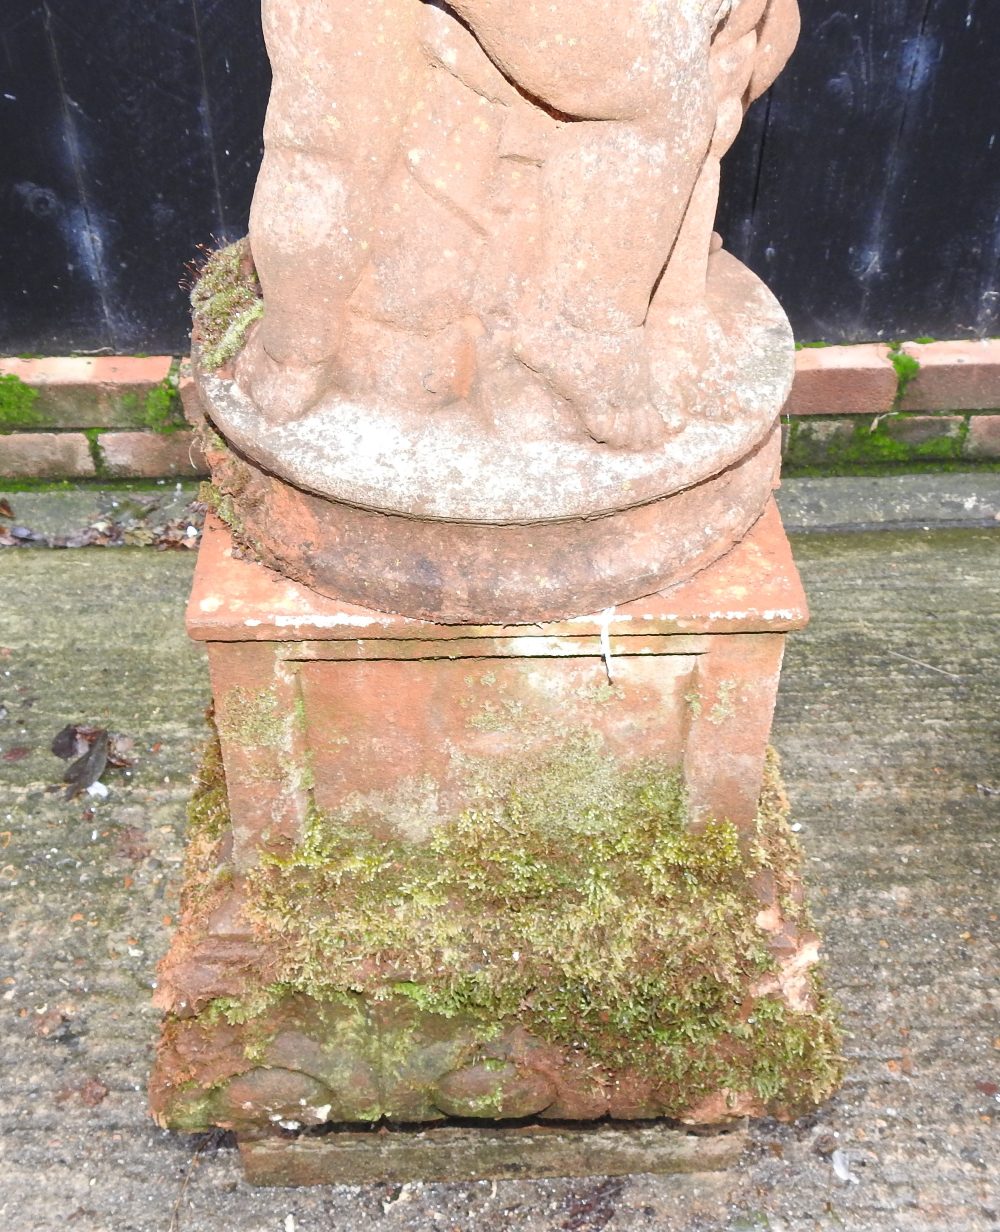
[886,650,963,681]
[168,1135,212,1232]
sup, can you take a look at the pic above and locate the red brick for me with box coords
[964,413,1000,459]
[787,344,897,416]
[98,431,207,478]
[0,432,96,479]
[0,356,173,428]
[884,414,964,447]
[900,339,1000,411]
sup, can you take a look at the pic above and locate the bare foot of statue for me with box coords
[514,313,686,451]
[234,324,333,428]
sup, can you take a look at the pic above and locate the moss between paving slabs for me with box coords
[191,238,263,371]
[172,729,842,1123]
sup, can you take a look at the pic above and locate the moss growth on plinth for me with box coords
[191,239,263,371]
[178,732,841,1118]
[187,727,230,843]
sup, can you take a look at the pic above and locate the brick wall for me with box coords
[2,343,999,481]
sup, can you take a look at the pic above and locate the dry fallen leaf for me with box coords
[64,731,109,800]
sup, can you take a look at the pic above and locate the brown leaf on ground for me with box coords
[33,1009,71,1040]
[114,825,152,862]
[56,1077,109,1107]
[560,1180,626,1232]
[64,730,109,800]
[51,725,91,760]
[2,746,30,762]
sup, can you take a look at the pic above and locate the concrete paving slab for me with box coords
[777,473,1000,532]
[2,473,998,548]
[0,527,997,1231]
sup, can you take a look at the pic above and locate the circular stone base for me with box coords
[199,252,792,623]
[204,424,781,624]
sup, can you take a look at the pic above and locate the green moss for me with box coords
[193,733,841,1114]
[187,731,230,843]
[0,374,41,430]
[159,1082,225,1133]
[888,342,921,405]
[199,479,246,539]
[83,428,105,474]
[140,375,185,434]
[784,414,969,473]
[190,238,264,371]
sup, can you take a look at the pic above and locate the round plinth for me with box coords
[200,253,793,623]
[204,424,781,624]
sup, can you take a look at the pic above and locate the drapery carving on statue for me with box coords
[234,0,799,450]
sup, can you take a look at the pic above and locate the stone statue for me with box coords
[154,3,845,1162]
[194,0,801,621]
[238,0,798,448]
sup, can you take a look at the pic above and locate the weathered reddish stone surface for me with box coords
[191,0,803,623]
[0,431,96,479]
[785,343,897,417]
[189,499,807,643]
[228,0,799,443]
[203,418,784,624]
[152,1,843,1164]
[149,504,840,1141]
[190,502,804,841]
[177,358,206,427]
[185,505,805,862]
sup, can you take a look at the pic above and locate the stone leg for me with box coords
[236,0,421,420]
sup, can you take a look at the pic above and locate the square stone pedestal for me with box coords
[150,500,842,1182]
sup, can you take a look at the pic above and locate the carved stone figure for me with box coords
[194,0,800,620]
[153,4,845,1168]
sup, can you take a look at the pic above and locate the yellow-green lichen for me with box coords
[191,238,263,371]
[201,732,842,1114]
[218,686,284,749]
[708,679,738,725]
[199,479,246,540]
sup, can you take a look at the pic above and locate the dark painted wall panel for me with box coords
[718,0,1000,342]
[0,0,996,352]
